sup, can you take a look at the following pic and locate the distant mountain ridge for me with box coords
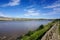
[0,16,57,21]
[0,16,6,18]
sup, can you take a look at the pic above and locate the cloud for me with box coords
[0,12,5,17]
[24,12,39,16]
[42,7,60,15]
[24,8,40,16]
[1,0,20,7]
[44,4,60,8]
[44,0,60,8]
[43,0,60,15]
[42,11,57,15]
[0,12,10,17]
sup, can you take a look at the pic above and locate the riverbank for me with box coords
[58,19,60,40]
[17,19,59,40]
[0,17,54,21]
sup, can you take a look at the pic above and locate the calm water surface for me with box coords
[0,20,52,40]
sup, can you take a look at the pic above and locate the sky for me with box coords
[0,0,60,19]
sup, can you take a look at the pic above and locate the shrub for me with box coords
[25,31,34,36]
[37,25,44,30]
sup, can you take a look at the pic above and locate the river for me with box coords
[0,20,52,40]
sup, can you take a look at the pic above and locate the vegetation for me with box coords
[58,19,60,35]
[25,31,34,36]
[16,19,58,40]
[36,25,44,31]
[0,17,54,21]
[59,24,60,35]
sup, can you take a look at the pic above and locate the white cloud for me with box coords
[44,0,60,8]
[42,11,57,15]
[42,7,60,15]
[43,0,60,15]
[24,12,39,16]
[0,12,11,17]
[24,8,40,16]
[44,4,60,8]
[1,0,20,7]
[0,12,5,17]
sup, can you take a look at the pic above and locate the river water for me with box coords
[0,20,52,40]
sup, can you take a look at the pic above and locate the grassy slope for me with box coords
[58,20,60,35]
[59,25,60,35]
[19,21,55,40]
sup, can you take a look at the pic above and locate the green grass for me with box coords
[19,23,54,40]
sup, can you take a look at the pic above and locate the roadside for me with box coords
[58,20,60,40]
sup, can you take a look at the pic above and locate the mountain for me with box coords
[0,16,5,18]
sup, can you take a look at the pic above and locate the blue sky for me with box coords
[0,0,60,19]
